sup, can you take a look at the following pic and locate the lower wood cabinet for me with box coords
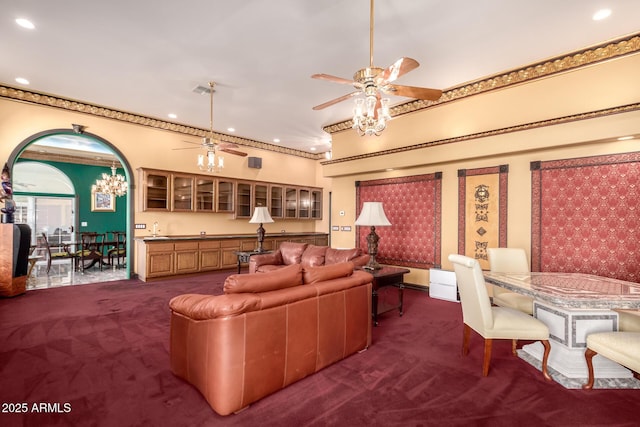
[142,242,175,280]
[199,240,221,271]
[135,233,330,281]
[175,242,199,274]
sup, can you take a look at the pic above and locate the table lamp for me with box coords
[249,206,274,252]
[355,201,391,270]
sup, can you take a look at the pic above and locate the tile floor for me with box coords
[27,258,128,290]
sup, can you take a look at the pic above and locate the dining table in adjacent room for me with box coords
[483,271,640,384]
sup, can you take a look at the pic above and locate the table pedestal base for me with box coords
[525,301,633,380]
[522,341,633,379]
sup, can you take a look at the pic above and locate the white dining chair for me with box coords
[487,248,534,315]
[614,309,640,332]
[448,254,552,380]
[582,331,640,389]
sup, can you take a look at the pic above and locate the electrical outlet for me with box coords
[81,221,88,227]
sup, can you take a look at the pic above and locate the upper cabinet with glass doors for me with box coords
[195,176,215,212]
[138,168,322,219]
[140,169,170,211]
[172,173,195,211]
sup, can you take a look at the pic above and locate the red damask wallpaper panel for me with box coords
[356,173,442,269]
[531,152,640,282]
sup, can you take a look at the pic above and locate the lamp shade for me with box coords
[354,202,391,226]
[249,206,274,224]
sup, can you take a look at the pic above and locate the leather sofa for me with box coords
[169,262,373,416]
[249,241,369,273]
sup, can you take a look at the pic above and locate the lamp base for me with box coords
[362,255,382,270]
[255,223,266,252]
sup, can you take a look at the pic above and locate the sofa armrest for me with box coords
[350,254,370,268]
[170,293,261,320]
[249,251,283,273]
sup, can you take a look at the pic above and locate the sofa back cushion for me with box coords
[303,261,355,284]
[301,245,328,267]
[224,264,303,294]
[325,247,362,265]
[279,242,308,265]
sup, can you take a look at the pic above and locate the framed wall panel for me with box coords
[356,173,442,269]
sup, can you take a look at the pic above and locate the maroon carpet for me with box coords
[1,272,638,427]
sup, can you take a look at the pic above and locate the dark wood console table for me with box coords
[235,250,272,273]
[361,266,409,326]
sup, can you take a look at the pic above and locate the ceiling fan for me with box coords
[174,81,247,157]
[311,0,442,132]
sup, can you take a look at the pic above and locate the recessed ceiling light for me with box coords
[15,18,35,29]
[227,127,235,132]
[15,77,29,85]
[310,147,317,151]
[592,9,611,21]
[273,138,280,143]
[617,136,634,141]
[168,113,177,119]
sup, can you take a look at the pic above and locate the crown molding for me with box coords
[321,103,640,165]
[322,32,640,135]
[0,86,323,161]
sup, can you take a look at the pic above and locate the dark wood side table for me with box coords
[235,250,272,273]
[360,266,410,326]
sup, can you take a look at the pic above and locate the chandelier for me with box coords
[92,161,128,197]
[352,92,391,137]
[197,149,224,173]
[312,0,442,137]
[197,81,225,173]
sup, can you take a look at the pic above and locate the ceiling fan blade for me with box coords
[382,84,443,101]
[172,146,202,151]
[376,57,420,84]
[217,142,239,150]
[312,91,361,110]
[219,148,248,157]
[311,73,355,85]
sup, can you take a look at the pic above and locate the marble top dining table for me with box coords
[483,272,640,310]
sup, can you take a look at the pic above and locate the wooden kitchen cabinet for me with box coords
[172,173,195,211]
[195,176,215,212]
[137,168,322,219]
[140,169,170,211]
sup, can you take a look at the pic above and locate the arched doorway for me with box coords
[8,128,133,288]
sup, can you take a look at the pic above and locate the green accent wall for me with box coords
[16,159,126,234]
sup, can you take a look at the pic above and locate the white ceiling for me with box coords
[2,0,639,154]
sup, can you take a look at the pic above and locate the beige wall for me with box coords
[0,98,329,274]
[324,52,640,287]
[2,49,638,285]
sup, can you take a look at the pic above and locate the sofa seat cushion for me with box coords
[303,262,354,284]
[224,264,302,294]
[301,245,328,267]
[280,242,308,265]
[325,247,362,265]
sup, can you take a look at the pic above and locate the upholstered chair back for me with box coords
[487,248,529,273]
[449,254,493,335]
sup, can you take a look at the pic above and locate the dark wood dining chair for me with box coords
[107,231,126,268]
[73,232,105,272]
[41,232,75,273]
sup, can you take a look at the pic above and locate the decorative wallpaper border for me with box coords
[322,102,640,165]
[0,85,321,160]
[323,32,640,135]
